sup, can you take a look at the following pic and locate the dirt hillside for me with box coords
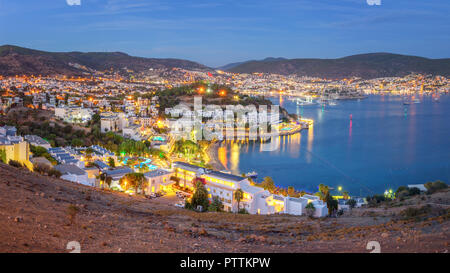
[0,163,448,253]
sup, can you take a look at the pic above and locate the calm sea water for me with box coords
[217,95,450,196]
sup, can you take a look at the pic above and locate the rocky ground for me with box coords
[0,163,448,253]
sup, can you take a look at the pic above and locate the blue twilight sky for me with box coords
[0,0,449,67]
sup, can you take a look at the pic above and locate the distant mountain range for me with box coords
[0,45,449,79]
[0,45,209,76]
[223,53,450,79]
[217,57,287,71]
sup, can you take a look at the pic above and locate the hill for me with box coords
[0,162,448,253]
[225,53,450,79]
[0,45,210,76]
[217,57,287,70]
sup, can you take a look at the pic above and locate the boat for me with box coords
[296,96,315,106]
[245,171,258,179]
[328,100,337,106]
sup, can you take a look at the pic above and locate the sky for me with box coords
[0,0,449,67]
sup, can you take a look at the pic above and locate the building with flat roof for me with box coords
[54,164,93,186]
[172,161,327,216]
[0,130,33,170]
[144,169,173,194]
[55,106,93,123]
[24,135,52,149]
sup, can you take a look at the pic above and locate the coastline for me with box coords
[207,141,226,171]
[206,124,308,173]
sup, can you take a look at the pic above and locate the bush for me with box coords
[424,181,448,194]
[396,186,421,199]
[8,160,23,168]
[408,187,421,196]
[33,163,51,174]
[396,186,408,196]
[399,205,433,221]
[347,199,357,209]
[305,202,315,218]
[48,169,62,178]
[0,149,7,163]
[66,204,79,225]
[366,194,386,206]
[238,208,249,214]
[325,195,338,216]
[208,196,223,212]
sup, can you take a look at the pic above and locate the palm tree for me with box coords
[318,184,330,201]
[288,186,295,197]
[234,189,244,213]
[261,176,275,192]
[342,191,350,200]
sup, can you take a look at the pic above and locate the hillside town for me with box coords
[0,70,448,219]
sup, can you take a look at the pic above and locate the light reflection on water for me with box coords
[216,95,450,195]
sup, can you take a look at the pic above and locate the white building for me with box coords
[54,164,94,187]
[24,135,52,149]
[54,106,93,123]
[140,116,153,128]
[101,115,121,133]
[144,169,173,194]
[100,112,128,133]
[122,124,142,141]
[173,162,328,217]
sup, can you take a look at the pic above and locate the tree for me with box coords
[234,189,244,213]
[287,186,295,197]
[108,157,115,168]
[342,191,350,200]
[63,124,73,134]
[84,147,94,161]
[260,176,275,192]
[105,176,112,189]
[305,202,315,218]
[317,184,330,201]
[33,163,51,175]
[208,196,223,212]
[0,149,6,164]
[325,194,338,216]
[30,145,48,157]
[424,181,448,194]
[347,199,357,210]
[99,173,107,189]
[48,169,62,178]
[120,173,146,194]
[189,181,209,212]
[71,138,84,147]
[92,113,101,124]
